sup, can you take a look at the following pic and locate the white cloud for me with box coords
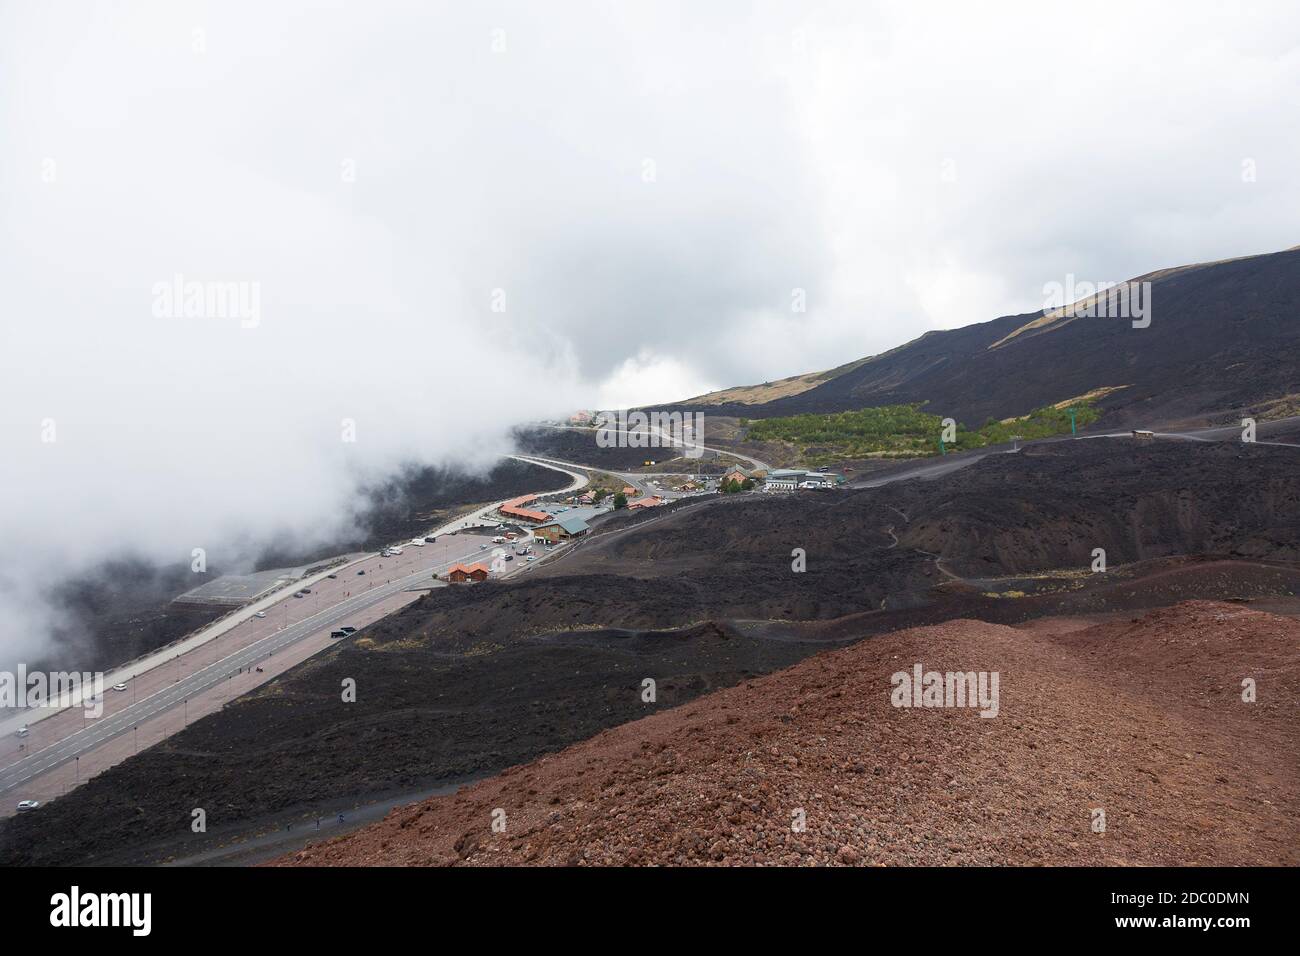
[2,0,1297,660]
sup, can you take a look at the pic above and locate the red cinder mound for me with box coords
[272,601,1300,866]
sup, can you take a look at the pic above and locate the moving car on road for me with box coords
[113,683,127,692]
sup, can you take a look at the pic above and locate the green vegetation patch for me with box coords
[746,402,1100,462]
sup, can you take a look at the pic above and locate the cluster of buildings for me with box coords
[499,494,594,542]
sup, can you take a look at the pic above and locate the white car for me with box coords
[389,547,403,555]
[254,611,268,619]
[16,800,39,812]
[15,726,29,738]
[113,683,127,692]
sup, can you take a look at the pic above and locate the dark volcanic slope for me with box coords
[6,438,1300,865]
[0,622,823,866]
[277,601,1300,867]
[877,438,1300,575]
[559,437,1300,583]
[671,247,1300,427]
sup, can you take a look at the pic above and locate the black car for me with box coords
[357,570,366,575]
[330,629,346,638]
[301,588,312,594]
[424,536,437,543]
[340,626,358,635]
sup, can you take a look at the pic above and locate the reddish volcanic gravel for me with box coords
[274,601,1300,866]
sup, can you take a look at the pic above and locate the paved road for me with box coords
[0,565,442,796]
[0,457,587,812]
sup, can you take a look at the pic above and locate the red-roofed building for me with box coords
[721,468,749,488]
[627,495,663,510]
[500,494,551,524]
[445,562,490,583]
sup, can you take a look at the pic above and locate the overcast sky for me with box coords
[2,0,1298,661]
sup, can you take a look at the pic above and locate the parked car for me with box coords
[327,573,338,579]
[294,592,305,598]
[301,588,312,594]
[340,626,357,635]
[504,555,514,561]
[254,611,268,618]
[112,683,127,692]
[424,536,437,543]
[15,726,29,738]
[16,800,39,812]
[357,569,366,575]
[330,629,347,638]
